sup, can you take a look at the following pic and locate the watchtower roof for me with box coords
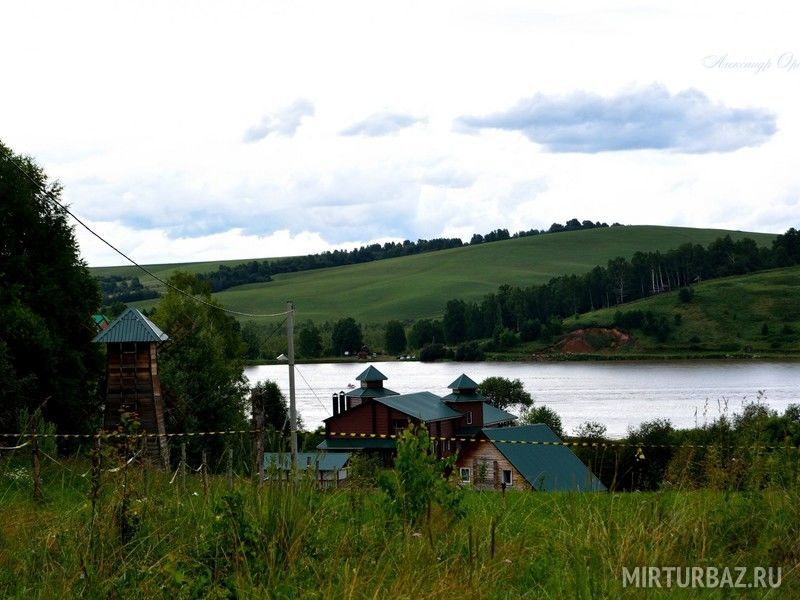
[92,307,168,344]
[447,374,479,390]
[355,365,388,382]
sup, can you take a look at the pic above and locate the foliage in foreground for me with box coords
[0,141,102,434]
[1,456,799,598]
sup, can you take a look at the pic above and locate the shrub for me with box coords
[377,426,463,525]
[498,328,519,349]
[454,341,484,361]
[519,319,542,341]
[678,287,694,303]
[419,343,446,362]
[521,405,564,437]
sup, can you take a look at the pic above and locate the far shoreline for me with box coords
[244,352,800,367]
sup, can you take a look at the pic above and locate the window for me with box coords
[502,469,513,486]
[466,411,473,425]
[460,467,471,482]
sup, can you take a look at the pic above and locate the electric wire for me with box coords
[1,149,289,319]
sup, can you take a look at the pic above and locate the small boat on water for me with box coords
[346,383,355,389]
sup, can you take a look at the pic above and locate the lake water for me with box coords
[244,361,800,438]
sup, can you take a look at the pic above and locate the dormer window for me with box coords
[466,411,473,425]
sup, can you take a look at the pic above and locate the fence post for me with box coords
[201,449,210,500]
[90,434,102,553]
[31,428,42,503]
[256,429,265,488]
[227,446,234,490]
[180,442,187,495]
[141,434,150,498]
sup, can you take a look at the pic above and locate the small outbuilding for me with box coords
[263,452,351,488]
[456,424,606,492]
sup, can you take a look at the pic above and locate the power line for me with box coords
[1,150,289,319]
[294,365,333,416]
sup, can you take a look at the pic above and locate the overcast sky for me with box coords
[2,1,799,266]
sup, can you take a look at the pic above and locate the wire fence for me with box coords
[3,425,800,503]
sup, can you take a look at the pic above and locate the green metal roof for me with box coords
[448,373,479,390]
[482,404,518,426]
[355,365,388,381]
[376,392,462,423]
[91,307,168,344]
[482,425,606,492]
[263,452,350,472]
[346,386,399,398]
[442,391,488,403]
[317,438,396,450]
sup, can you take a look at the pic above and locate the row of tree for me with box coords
[95,217,618,302]
[430,229,800,347]
[96,274,159,303]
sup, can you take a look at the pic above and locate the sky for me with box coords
[2,0,799,266]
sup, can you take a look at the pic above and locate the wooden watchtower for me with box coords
[92,307,169,463]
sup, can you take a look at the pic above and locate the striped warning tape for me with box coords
[0,429,259,440]
[326,431,800,452]
[1,428,798,451]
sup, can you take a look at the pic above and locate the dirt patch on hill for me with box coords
[554,327,633,354]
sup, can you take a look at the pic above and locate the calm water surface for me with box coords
[244,361,800,438]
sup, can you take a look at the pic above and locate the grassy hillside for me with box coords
[565,266,800,357]
[99,225,776,323]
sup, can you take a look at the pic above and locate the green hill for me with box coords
[565,266,800,357]
[97,225,776,323]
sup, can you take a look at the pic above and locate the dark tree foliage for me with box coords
[331,317,363,354]
[152,273,249,447]
[384,320,407,355]
[408,319,444,349]
[479,377,533,410]
[419,343,447,362]
[0,141,102,433]
[522,405,564,437]
[250,380,289,431]
[95,274,159,304]
[454,341,484,361]
[298,321,323,358]
[442,299,467,345]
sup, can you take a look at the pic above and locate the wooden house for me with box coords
[319,367,517,464]
[92,307,169,464]
[456,424,606,492]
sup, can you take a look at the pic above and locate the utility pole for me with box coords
[286,300,298,472]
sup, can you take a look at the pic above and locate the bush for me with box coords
[498,328,519,349]
[419,343,447,362]
[454,341,484,361]
[678,287,694,303]
[521,405,564,438]
[377,426,463,525]
[519,319,542,342]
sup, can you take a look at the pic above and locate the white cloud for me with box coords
[243,99,315,142]
[340,112,426,136]
[455,84,777,153]
[76,220,404,267]
[1,1,798,265]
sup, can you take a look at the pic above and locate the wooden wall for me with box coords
[104,341,167,462]
[456,441,530,491]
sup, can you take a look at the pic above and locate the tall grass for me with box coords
[2,452,800,598]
